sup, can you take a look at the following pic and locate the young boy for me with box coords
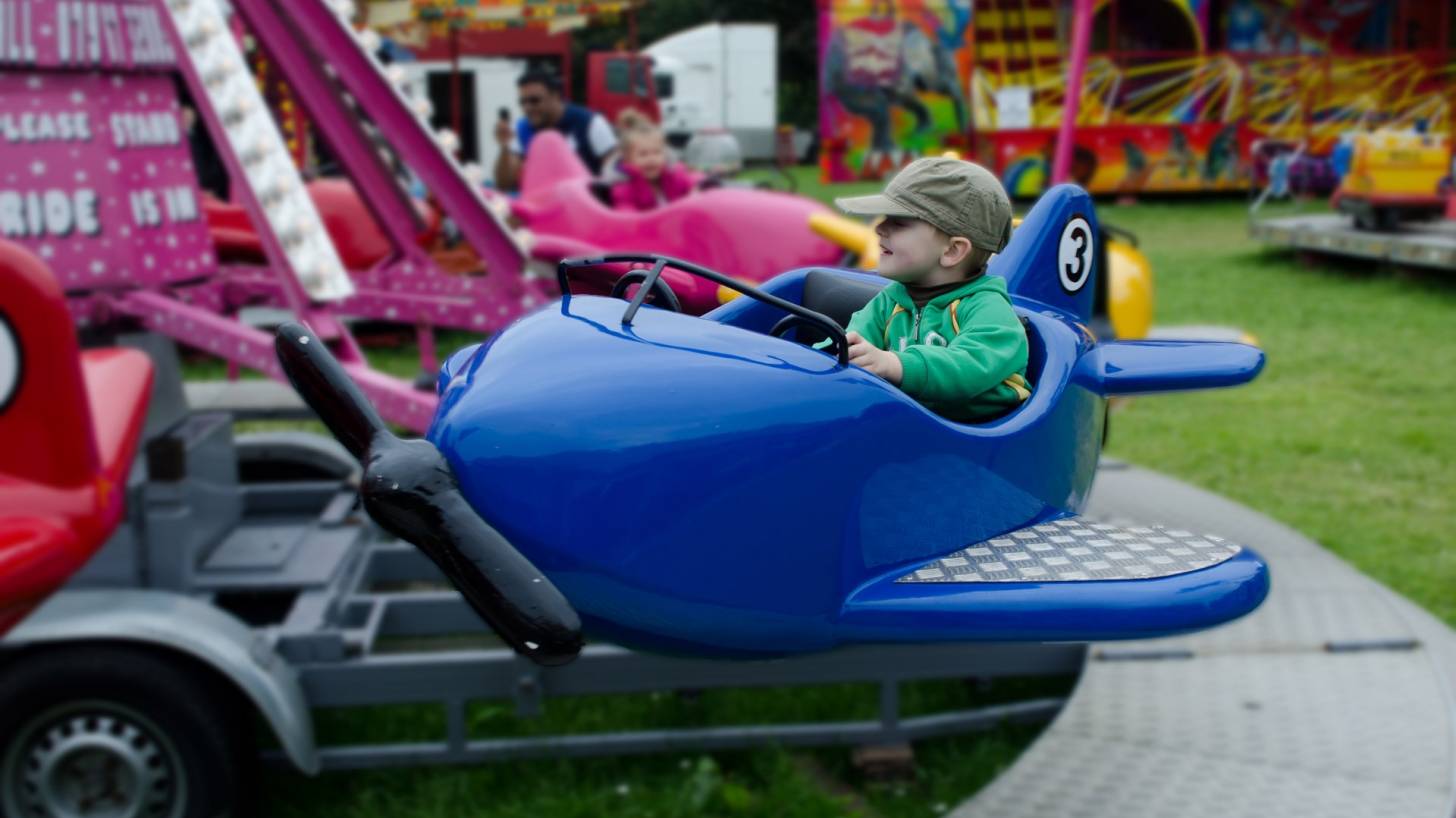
[834,157,1030,422]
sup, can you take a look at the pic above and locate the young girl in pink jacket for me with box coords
[610,109,701,211]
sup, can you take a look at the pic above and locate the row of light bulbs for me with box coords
[165,0,356,300]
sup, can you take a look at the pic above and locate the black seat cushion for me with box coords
[796,269,884,346]
[796,270,1040,392]
[1019,315,1040,389]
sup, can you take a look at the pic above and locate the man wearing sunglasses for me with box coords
[494,68,618,192]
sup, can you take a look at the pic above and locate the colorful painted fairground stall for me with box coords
[819,0,1455,195]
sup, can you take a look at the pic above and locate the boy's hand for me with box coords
[845,331,903,385]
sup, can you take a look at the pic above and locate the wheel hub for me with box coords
[8,705,180,818]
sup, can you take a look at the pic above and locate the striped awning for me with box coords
[402,0,645,33]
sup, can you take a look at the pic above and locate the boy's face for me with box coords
[875,216,965,286]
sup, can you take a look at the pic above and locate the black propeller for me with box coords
[274,323,583,666]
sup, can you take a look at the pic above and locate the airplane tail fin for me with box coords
[520,131,592,196]
[0,241,98,488]
[990,184,1099,323]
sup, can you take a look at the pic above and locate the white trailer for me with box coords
[646,23,778,161]
[397,57,528,174]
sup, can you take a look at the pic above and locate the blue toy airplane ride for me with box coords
[275,185,1269,667]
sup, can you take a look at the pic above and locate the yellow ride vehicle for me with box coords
[1332,130,1452,232]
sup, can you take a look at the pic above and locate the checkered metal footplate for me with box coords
[896,518,1242,583]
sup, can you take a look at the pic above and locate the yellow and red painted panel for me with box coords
[818,0,974,183]
[989,123,1252,196]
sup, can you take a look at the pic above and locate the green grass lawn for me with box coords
[1097,197,1456,624]
[239,171,1456,815]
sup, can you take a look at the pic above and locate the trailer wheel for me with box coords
[0,646,251,818]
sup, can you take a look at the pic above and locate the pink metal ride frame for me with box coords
[222,0,552,359]
[1050,0,1094,186]
[0,0,454,431]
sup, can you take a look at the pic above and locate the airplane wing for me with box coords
[895,517,1243,584]
[840,515,1267,643]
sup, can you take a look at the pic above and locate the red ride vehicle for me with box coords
[0,240,260,818]
[0,241,153,638]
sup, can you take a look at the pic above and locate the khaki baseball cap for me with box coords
[835,157,1012,252]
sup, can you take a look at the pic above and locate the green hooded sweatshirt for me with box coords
[845,275,1030,422]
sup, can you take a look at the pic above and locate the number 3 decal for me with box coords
[1058,216,1093,294]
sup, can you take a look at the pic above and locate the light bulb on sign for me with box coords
[240,145,269,168]
[221,106,249,128]
[201,67,232,90]
[282,227,317,253]
[513,227,536,254]
[485,195,510,220]
[163,0,356,303]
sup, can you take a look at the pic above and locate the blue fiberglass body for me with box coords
[426,185,1269,658]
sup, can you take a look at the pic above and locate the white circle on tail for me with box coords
[0,313,18,413]
[1058,216,1094,294]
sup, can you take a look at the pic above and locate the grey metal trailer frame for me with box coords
[1250,212,1456,271]
[4,334,1081,781]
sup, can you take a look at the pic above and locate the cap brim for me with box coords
[834,193,916,219]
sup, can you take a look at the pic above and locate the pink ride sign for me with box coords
[0,0,213,291]
[0,73,214,290]
[0,0,177,70]
[0,0,444,432]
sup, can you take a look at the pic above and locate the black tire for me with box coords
[0,645,253,818]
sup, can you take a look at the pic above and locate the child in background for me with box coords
[610,109,700,211]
